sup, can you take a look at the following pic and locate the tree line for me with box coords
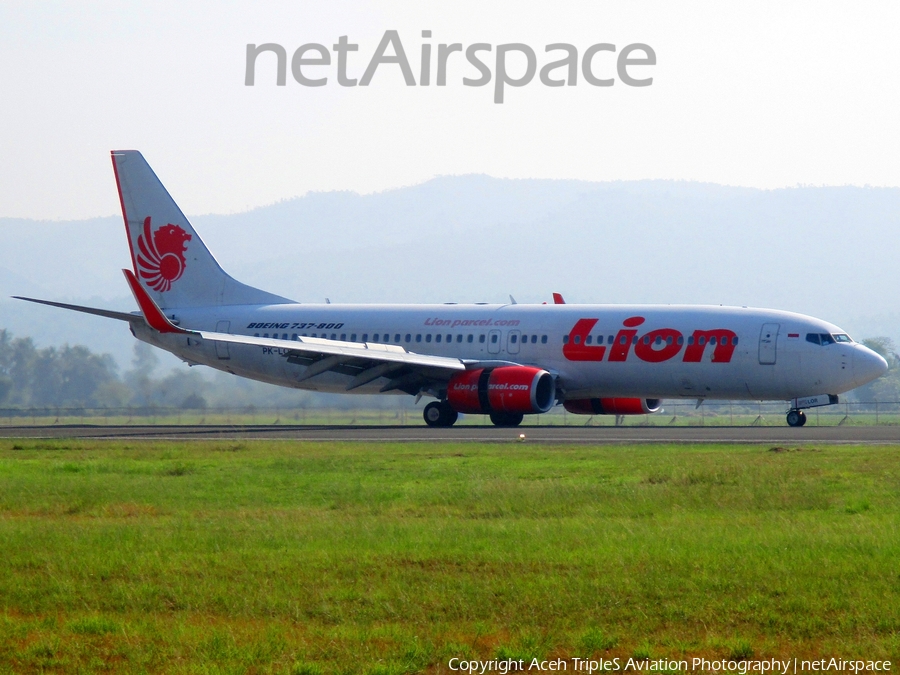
[0,329,343,410]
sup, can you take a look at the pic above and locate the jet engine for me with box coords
[447,366,556,415]
[563,397,661,415]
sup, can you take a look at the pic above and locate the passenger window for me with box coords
[491,334,498,343]
[665,336,672,345]
[479,334,485,343]
[677,336,683,345]
[254,333,260,337]
[351,334,357,342]
[468,335,474,343]
[362,334,368,342]
[426,334,432,343]
[688,336,694,345]
[331,334,336,340]
[733,337,739,346]
[608,335,614,345]
[340,333,346,341]
[619,336,626,345]
[263,333,269,338]
[542,335,548,344]
[436,334,442,343]
[457,334,463,343]
[373,333,379,342]
[699,336,706,345]
[573,335,580,344]
[446,334,451,342]
[585,335,592,344]
[632,336,638,345]
[394,334,400,342]
[531,335,537,344]
[642,336,650,345]
[416,334,422,342]
[405,334,411,343]
[563,335,570,344]
[511,334,518,344]
[710,337,717,345]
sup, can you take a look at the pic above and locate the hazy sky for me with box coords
[2,1,899,219]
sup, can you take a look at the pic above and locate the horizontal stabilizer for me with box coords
[13,296,140,323]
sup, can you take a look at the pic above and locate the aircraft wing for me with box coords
[121,269,494,394]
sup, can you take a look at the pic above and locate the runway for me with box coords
[2,424,900,444]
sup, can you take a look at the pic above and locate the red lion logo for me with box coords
[136,216,192,292]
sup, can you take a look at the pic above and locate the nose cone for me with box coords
[853,345,889,387]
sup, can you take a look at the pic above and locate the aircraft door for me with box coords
[507,330,521,354]
[758,323,779,365]
[215,320,231,360]
[488,329,501,354]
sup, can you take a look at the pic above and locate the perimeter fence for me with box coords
[2,401,900,427]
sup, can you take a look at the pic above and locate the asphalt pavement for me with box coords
[2,424,899,444]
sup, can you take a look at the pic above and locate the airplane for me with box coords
[15,151,889,428]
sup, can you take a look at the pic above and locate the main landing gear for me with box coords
[423,401,458,428]
[489,412,524,427]
[786,409,807,427]
[422,402,525,428]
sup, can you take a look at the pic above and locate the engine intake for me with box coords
[448,366,556,415]
[563,397,661,415]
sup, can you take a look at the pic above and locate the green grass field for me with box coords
[0,440,898,673]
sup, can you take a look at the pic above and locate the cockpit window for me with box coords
[806,333,849,346]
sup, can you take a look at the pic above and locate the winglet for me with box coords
[552,293,566,305]
[123,269,186,334]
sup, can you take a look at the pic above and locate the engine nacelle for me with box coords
[563,397,661,415]
[447,366,556,415]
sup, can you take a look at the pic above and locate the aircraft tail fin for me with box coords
[111,150,292,309]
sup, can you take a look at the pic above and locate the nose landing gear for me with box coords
[786,409,807,427]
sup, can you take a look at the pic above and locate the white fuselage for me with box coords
[135,302,886,402]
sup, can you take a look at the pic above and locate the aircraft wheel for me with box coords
[786,409,804,427]
[490,412,524,427]
[424,401,458,427]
